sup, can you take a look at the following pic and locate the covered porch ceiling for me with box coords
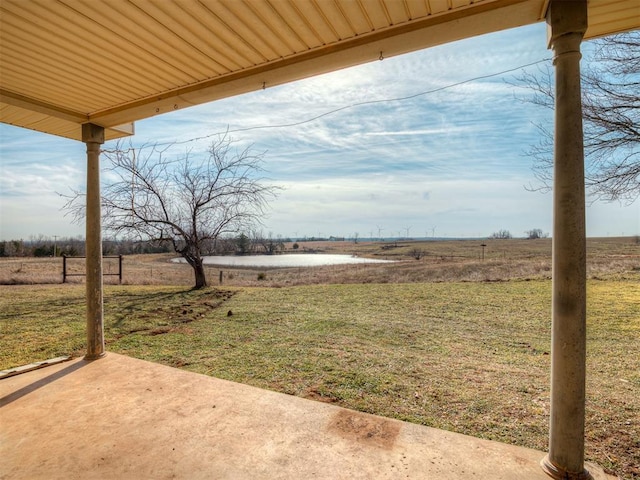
[1,0,638,143]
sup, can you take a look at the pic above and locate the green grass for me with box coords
[1,280,638,478]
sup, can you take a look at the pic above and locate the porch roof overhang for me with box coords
[1,0,638,143]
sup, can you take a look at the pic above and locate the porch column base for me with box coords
[84,352,107,361]
[541,456,594,480]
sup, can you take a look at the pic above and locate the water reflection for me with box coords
[174,254,394,268]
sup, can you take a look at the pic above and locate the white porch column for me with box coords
[82,123,106,360]
[541,1,591,479]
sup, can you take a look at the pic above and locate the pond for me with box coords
[174,254,395,268]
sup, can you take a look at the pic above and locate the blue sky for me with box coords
[1,23,638,241]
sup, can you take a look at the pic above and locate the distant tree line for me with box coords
[489,229,549,240]
[0,232,291,258]
[229,231,288,255]
[0,236,85,257]
[0,235,171,258]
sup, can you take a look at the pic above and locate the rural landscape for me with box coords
[1,2,638,478]
[1,236,638,479]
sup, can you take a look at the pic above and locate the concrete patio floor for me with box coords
[1,353,615,480]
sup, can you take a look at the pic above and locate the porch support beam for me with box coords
[541,1,591,479]
[82,123,106,361]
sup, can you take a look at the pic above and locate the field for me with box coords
[1,236,638,287]
[1,237,638,478]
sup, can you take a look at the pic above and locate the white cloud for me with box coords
[363,127,474,137]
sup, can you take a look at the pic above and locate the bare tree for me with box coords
[490,229,513,239]
[517,31,639,202]
[65,134,278,288]
[253,231,284,255]
[526,228,548,239]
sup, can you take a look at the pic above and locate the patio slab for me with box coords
[0,353,615,479]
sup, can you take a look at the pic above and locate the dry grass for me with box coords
[0,237,638,287]
[0,279,638,478]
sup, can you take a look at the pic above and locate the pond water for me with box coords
[174,254,395,268]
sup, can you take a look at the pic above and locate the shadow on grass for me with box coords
[0,295,87,319]
[106,287,233,328]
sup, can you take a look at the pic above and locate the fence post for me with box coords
[119,255,123,284]
[219,270,223,284]
[62,255,67,283]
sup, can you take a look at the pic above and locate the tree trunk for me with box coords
[182,252,208,289]
[193,257,207,289]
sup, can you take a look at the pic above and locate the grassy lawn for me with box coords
[1,279,638,478]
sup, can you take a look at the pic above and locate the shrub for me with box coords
[526,228,548,239]
[409,248,425,260]
[490,230,513,239]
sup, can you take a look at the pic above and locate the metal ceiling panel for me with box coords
[0,0,638,142]
[0,103,133,141]
[427,0,455,15]
[405,0,431,19]
[587,0,640,38]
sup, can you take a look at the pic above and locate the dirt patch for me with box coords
[327,410,401,450]
[303,386,339,404]
[149,327,172,335]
